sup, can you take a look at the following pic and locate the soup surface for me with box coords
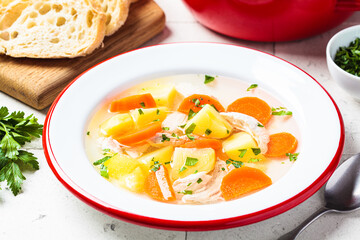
[85,74,300,204]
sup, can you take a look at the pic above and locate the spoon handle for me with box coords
[278,207,334,240]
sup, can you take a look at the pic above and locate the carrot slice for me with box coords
[221,167,272,201]
[265,132,298,157]
[144,166,175,202]
[178,94,225,114]
[115,122,162,146]
[227,97,272,125]
[110,93,156,112]
[179,139,222,150]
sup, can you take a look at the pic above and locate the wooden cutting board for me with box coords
[0,0,165,110]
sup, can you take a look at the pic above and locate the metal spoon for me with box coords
[279,153,360,240]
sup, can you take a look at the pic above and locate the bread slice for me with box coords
[95,0,131,36]
[0,0,106,58]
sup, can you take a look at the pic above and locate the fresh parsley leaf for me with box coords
[187,182,192,187]
[185,157,198,166]
[221,167,225,171]
[150,158,161,172]
[205,129,212,136]
[334,37,360,76]
[188,109,196,120]
[179,124,186,129]
[194,170,198,174]
[138,109,144,115]
[186,134,195,141]
[17,150,39,170]
[0,162,25,195]
[161,134,171,142]
[257,123,264,128]
[248,158,261,163]
[286,152,299,162]
[162,127,170,131]
[226,158,243,168]
[192,98,201,107]
[87,131,90,136]
[0,125,21,159]
[178,190,193,195]
[185,123,196,134]
[271,107,292,116]
[196,178,203,184]
[93,156,112,166]
[156,109,160,115]
[153,119,160,122]
[238,149,247,158]
[140,102,145,107]
[251,148,261,156]
[204,75,215,84]
[164,161,171,165]
[179,166,187,173]
[247,84,258,91]
[100,164,109,178]
[226,129,230,134]
[103,149,110,152]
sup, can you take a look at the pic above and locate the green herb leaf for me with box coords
[334,38,360,77]
[204,75,215,84]
[178,190,193,195]
[257,123,264,128]
[93,156,112,166]
[186,134,195,141]
[286,152,299,162]
[248,158,261,163]
[100,164,109,178]
[205,129,212,136]
[226,158,243,168]
[221,167,225,171]
[238,149,247,158]
[271,107,292,116]
[0,162,25,195]
[150,158,161,172]
[251,148,261,156]
[247,84,258,91]
[194,170,198,174]
[179,124,186,129]
[185,123,196,134]
[161,134,171,142]
[140,102,145,107]
[188,109,196,120]
[162,127,170,131]
[138,109,144,115]
[17,150,39,170]
[185,157,198,166]
[179,166,187,173]
[87,131,90,136]
[156,109,160,115]
[196,178,203,184]
[187,182,192,187]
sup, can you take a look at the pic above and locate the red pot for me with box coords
[182,0,360,42]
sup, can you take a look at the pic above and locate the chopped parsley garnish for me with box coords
[171,133,180,139]
[226,159,243,168]
[192,98,201,107]
[100,164,109,178]
[221,167,225,171]
[227,129,230,134]
[188,109,196,120]
[93,156,112,166]
[257,123,264,128]
[251,148,261,156]
[194,170,198,174]
[271,107,292,116]
[153,119,160,122]
[185,157,198,166]
[205,129,212,135]
[140,102,145,107]
[334,37,360,76]
[186,134,195,141]
[247,84,258,91]
[162,127,170,131]
[164,161,172,165]
[286,152,299,162]
[185,123,196,134]
[161,134,170,142]
[187,182,192,187]
[179,124,186,129]
[204,75,215,84]
[87,131,90,135]
[248,158,261,163]
[179,166,187,173]
[156,109,160,115]
[197,178,203,184]
[238,149,247,158]
[138,109,144,115]
[178,190,193,195]
[103,148,110,153]
[150,158,161,172]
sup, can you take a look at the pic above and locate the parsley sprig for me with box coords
[271,107,292,116]
[334,38,360,77]
[0,107,43,195]
[226,159,243,168]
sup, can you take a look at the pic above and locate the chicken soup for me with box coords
[85,74,300,204]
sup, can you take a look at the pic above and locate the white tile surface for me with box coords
[1,0,360,239]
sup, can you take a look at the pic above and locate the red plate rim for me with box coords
[43,42,344,231]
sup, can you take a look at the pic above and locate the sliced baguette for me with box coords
[95,0,131,36]
[0,0,106,58]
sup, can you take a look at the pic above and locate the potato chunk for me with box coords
[100,113,134,136]
[184,104,232,139]
[130,107,168,128]
[140,85,183,109]
[171,147,216,181]
[222,132,266,163]
[104,153,139,179]
[138,146,174,172]
[118,167,146,193]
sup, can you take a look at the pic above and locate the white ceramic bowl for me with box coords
[327,25,360,99]
[43,43,344,231]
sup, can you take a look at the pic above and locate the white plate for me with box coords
[43,43,344,230]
